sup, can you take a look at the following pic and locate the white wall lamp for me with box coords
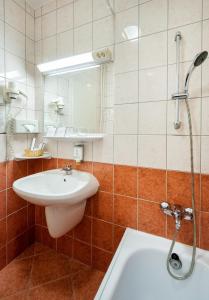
[37,49,113,76]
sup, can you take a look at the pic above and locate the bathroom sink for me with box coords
[13,169,99,238]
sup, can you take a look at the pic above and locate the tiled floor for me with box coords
[0,243,104,300]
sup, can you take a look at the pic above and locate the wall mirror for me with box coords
[43,66,103,137]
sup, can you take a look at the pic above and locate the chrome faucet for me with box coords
[62,165,72,175]
[160,202,193,231]
[172,205,182,231]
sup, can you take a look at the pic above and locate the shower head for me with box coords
[184,51,208,93]
[193,51,208,67]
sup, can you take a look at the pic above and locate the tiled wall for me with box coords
[35,0,209,172]
[35,0,209,173]
[32,0,209,271]
[34,158,209,272]
[0,0,37,156]
[0,0,36,270]
[0,159,36,270]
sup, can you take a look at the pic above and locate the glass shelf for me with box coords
[14,152,52,161]
[43,133,105,142]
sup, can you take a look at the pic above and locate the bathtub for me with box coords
[95,228,209,300]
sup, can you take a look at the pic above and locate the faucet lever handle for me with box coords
[160,202,173,217]
[63,165,72,170]
[62,165,72,175]
[183,208,193,221]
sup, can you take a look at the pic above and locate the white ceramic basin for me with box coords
[13,169,99,238]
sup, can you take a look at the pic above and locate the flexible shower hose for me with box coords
[166,97,197,280]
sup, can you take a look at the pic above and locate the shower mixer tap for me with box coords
[160,202,193,230]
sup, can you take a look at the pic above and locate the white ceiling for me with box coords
[26,0,53,9]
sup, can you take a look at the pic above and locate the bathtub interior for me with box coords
[111,249,209,300]
[96,229,209,300]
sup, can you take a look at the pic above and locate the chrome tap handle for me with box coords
[183,208,193,221]
[62,165,72,175]
[160,202,173,217]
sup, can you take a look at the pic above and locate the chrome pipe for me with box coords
[174,31,182,130]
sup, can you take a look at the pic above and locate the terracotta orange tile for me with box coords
[85,196,93,216]
[35,225,42,243]
[57,158,75,169]
[41,227,56,250]
[113,225,126,250]
[0,247,6,270]
[35,206,45,226]
[73,240,91,265]
[2,291,27,300]
[114,194,137,228]
[16,243,35,260]
[28,205,35,227]
[7,188,27,215]
[0,161,6,191]
[42,209,47,227]
[65,228,74,238]
[93,191,113,222]
[93,162,113,193]
[33,242,52,255]
[28,227,35,245]
[75,161,93,173]
[138,167,166,202]
[138,200,166,237]
[200,212,209,250]
[0,219,6,248]
[43,158,57,171]
[0,190,6,220]
[167,212,199,246]
[0,257,32,297]
[30,250,71,287]
[167,170,200,210]
[201,174,209,212]
[28,277,73,300]
[72,268,104,300]
[7,231,29,263]
[7,160,27,188]
[69,259,90,275]
[28,159,43,175]
[92,247,113,272]
[92,219,113,251]
[7,207,28,241]
[114,165,137,197]
[74,216,92,243]
[57,235,73,258]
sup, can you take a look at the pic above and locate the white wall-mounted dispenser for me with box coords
[73,144,84,163]
[10,119,39,134]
